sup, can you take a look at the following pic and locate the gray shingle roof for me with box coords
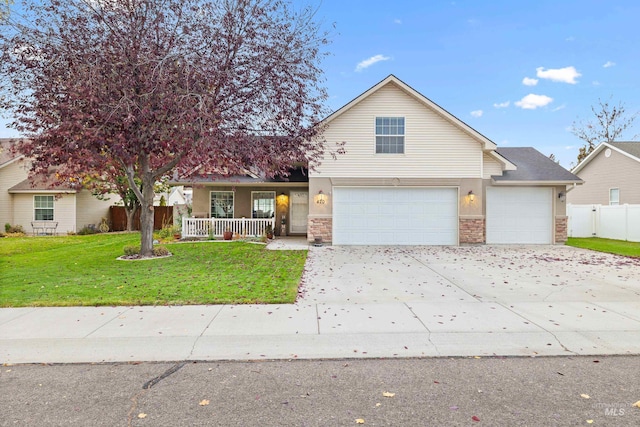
[0,138,22,167]
[493,147,582,183]
[609,141,640,159]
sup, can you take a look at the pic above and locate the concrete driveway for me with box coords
[300,245,640,304]
[298,245,640,356]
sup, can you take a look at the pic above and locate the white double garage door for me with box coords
[332,187,553,245]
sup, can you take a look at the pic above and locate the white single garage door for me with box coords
[486,187,553,244]
[333,187,458,245]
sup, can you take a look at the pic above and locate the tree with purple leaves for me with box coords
[1,0,334,256]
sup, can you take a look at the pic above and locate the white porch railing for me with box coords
[182,217,275,238]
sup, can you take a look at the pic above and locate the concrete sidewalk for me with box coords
[2,242,640,364]
[2,299,640,364]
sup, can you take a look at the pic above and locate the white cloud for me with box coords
[536,66,581,84]
[603,61,615,68]
[355,54,391,72]
[493,101,510,108]
[515,94,553,110]
[552,104,566,112]
[470,110,483,117]
[522,77,538,86]
[592,81,601,86]
[393,18,402,24]
[565,145,576,150]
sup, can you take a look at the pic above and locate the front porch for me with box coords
[182,217,275,238]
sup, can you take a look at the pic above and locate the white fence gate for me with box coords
[567,204,640,242]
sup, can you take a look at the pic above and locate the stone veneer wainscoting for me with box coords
[555,216,568,243]
[308,217,332,243]
[459,218,485,244]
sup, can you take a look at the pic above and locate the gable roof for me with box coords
[8,177,77,193]
[492,147,583,185]
[324,74,516,171]
[572,141,640,174]
[0,138,24,169]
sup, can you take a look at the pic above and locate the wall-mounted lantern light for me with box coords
[277,192,288,204]
[558,191,566,202]
[315,190,328,204]
[467,190,475,202]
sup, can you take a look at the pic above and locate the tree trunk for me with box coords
[139,176,156,257]
[125,205,138,232]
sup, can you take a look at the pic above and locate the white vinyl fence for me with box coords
[567,204,640,242]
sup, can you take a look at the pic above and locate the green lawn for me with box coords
[566,237,640,258]
[0,233,307,307]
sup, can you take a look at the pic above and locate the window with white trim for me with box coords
[252,191,275,218]
[375,117,405,154]
[34,195,54,220]
[210,191,234,218]
[609,188,620,205]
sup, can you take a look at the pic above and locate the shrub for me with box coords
[123,245,171,257]
[77,225,98,235]
[9,224,25,234]
[157,224,180,240]
[153,246,170,257]
[98,217,110,233]
[3,224,26,236]
[123,245,140,256]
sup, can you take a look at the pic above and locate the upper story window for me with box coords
[375,117,405,154]
[210,191,234,218]
[34,195,54,220]
[609,188,620,205]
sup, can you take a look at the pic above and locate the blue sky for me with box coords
[318,0,640,168]
[2,0,640,168]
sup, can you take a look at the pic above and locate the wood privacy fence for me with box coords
[567,204,640,242]
[110,206,173,231]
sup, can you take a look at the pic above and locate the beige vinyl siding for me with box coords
[12,193,76,234]
[568,149,640,205]
[314,82,483,178]
[76,190,116,231]
[0,159,29,226]
[482,153,503,179]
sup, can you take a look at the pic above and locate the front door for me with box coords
[289,191,309,234]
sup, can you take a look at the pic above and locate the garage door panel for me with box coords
[486,187,552,244]
[333,187,458,245]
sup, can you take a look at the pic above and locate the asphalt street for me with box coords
[2,356,639,426]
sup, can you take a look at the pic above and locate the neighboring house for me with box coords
[567,141,640,205]
[175,75,582,245]
[0,138,117,234]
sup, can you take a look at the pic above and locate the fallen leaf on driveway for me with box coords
[355,419,365,424]
[472,415,480,422]
[199,400,210,406]
[138,413,147,419]
[382,392,395,398]
[632,401,640,408]
[581,394,590,399]
[586,420,593,424]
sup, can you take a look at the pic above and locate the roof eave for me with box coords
[490,179,584,186]
[0,155,26,170]
[572,142,640,174]
[8,189,77,194]
[488,150,517,171]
